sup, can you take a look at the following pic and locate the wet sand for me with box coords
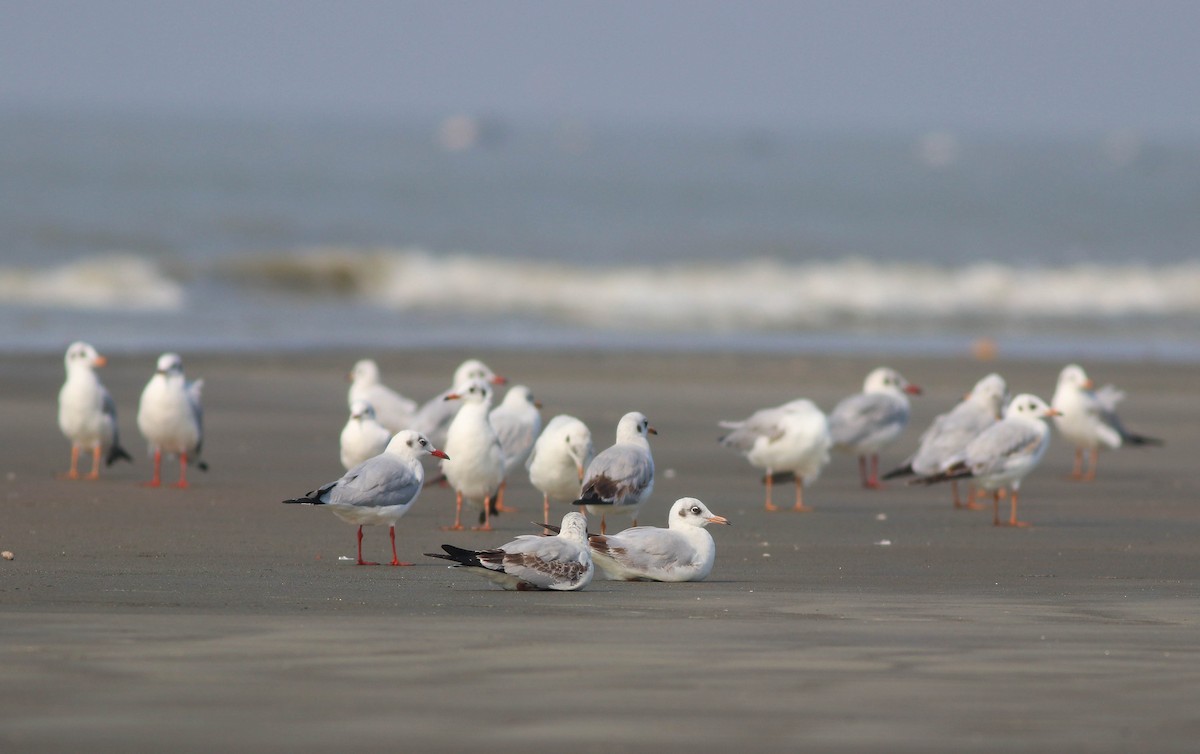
[2,349,1197,752]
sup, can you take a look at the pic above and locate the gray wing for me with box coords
[719,407,786,451]
[595,528,693,574]
[829,393,905,446]
[187,378,205,455]
[326,456,421,509]
[912,403,995,471]
[580,444,653,505]
[965,421,1045,477]
[487,537,590,589]
[493,413,537,463]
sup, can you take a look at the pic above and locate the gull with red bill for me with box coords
[828,366,922,489]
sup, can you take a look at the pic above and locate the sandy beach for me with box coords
[2,348,1197,752]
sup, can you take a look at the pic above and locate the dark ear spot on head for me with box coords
[406,438,414,447]
[677,507,687,518]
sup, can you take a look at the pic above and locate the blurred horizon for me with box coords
[4,1,1200,139]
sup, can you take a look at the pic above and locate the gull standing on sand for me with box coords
[527,415,594,525]
[347,359,417,433]
[440,381,506,531]
[426,512,593,591]
[412,358,507,448]
[584,497,729,582]
[1051,364,1162,482]
[912,394,1059,528]
[284,430,447,566]
[575,411,656,534]
[136,353,207,488]
[487,384,543,514]
[719,398,831,512]
[828,367,921,489]
[57,341,132,479]
[340,400,392,470]
[883,373,1008,509]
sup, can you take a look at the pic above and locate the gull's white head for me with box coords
[1057,364,1093,391]
[501,384,541,410]
[350,400,377,421]
[454,359,506,388]
[616,411,657,443]
[350,359,380,386]
[444,379,493,406]
[863,367,921,396]
[559,511,590,542]
[1006,393,1059,421]
[969,373,1008,415]
[670,497,730,528]
[155,352,184,376]
[388,429,448,460]
[64,341,105,371]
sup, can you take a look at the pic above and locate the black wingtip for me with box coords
[197,460,210,472]
[881,463,914,481]
[281,496,322,505]
[1125,433,1164,447]
[106,445,134,467]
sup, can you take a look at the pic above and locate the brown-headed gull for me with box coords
[487,384,543,514]
[412,358,506,448]
[719,398,830,512]
[440,381,506,531]
[586,497,729,582]
[340,400,392,470]
[884,372,1007,509]
[1051,364,1162,482]
[347,359,417,433]
[527,414,594,525]
[136,352,208,488]
[575,411,656,534]
[912,394,1059,528]
[284,430,447,566]
[828,367,921,489]
[57,341,132,479]
[426,511,593,591]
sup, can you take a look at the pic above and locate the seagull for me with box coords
[284,430,447,566]
[347,359,417,433]
[412,358,507,448]
[136,352,208,488]
[585,497,729,582]
[426,512,593,591]
[1051,364,1162,482]
[57,341,132,479]
[911,394,1059,528]
[575,411,656,534]
[828,367,921,489]
[527,415,594,525]
[440,380,506,531]
[488,384,543,514]
[883,372,1008,509]
[340,400,392,470]
[719,398,831,512]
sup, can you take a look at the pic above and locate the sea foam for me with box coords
[0,254,185,311]
[228,247,1200,330]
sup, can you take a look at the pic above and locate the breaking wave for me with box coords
[0,254,185,311]
[227,247,1200,330]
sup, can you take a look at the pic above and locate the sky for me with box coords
[3,0,1200,137]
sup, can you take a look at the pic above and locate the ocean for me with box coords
[3,109,1198,361]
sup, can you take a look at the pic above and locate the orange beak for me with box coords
[430,449,450,460]
[1082,378,1095,390]
[1044,408,1062,418]
[648,426,658,435]
[706,515,731,526]
[905,384,922,395]
[444,392,462,401]
[94,355,108,368]
[491,375,507,385]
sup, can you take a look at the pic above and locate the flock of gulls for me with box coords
[56,343,1161,591]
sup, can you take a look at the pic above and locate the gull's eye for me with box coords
[690,506,702,515]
